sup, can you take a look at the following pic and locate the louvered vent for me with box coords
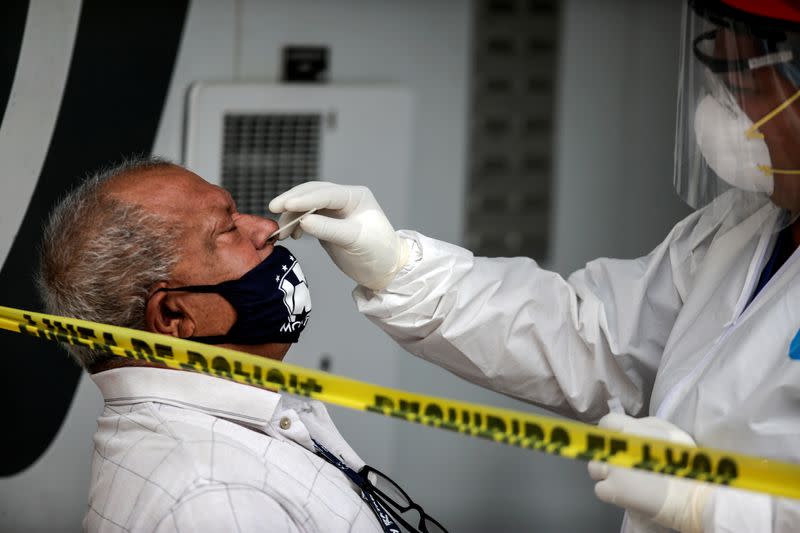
[221,113,321,216]
[466,0,559,259]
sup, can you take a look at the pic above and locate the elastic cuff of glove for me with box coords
[395,236,411,273]
[363,237,412,291]
[654,481,713,533]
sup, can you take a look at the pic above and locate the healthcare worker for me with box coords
[270,1,800,531]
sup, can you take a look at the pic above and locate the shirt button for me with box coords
[279,417,291,430]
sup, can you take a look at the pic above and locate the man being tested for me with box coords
[38,158,444,533]
[270,2,800,531]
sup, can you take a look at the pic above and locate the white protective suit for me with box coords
[354,190,800,532]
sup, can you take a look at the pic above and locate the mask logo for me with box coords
[278,254,312,333]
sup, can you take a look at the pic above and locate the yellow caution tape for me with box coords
[2,305,799,500]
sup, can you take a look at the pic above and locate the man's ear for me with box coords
[145,283,196,338]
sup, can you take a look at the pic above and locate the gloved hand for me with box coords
[588,413,714,533]
[269,182,410,291]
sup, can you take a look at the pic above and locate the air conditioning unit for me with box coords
[183,82,414,470]
[184,82,413,218]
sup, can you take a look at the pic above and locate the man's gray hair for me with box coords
[37,156,180,369]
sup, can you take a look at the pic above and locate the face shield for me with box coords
[674,0,800,227]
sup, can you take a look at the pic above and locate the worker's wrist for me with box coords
[653,479,713,533]
[364,236,413,291]
[375,233,421,290]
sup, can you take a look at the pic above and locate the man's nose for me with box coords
[236,214,278,249]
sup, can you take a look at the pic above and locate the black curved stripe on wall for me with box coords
[0,0,189,477]
[0,0,30,125]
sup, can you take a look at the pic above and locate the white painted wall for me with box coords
[551,0,691,275]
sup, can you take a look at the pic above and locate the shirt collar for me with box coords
[91,367,281,432]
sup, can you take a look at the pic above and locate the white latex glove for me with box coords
[269,182,410,291]
[588,413,714,533]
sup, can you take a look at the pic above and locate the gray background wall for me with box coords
[551,0,691,275]
[0,0,688,531]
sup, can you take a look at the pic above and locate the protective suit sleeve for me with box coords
[701,488,800,533]
[354,218,704,421]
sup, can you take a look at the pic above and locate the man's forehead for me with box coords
[106,166,228,212]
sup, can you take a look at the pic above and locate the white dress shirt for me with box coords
[86,366,385,532]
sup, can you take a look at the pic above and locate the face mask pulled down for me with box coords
[160,245,311,345]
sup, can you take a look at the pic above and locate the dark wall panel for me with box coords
[0,0,189,476]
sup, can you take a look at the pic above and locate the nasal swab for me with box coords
[267,209,317,242]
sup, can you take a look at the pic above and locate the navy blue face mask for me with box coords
[159,245,311,344]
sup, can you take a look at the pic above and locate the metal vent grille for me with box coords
[466,0,559,259]
[221,113,321,216]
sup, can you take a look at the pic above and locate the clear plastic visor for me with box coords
[674,5,800,230]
